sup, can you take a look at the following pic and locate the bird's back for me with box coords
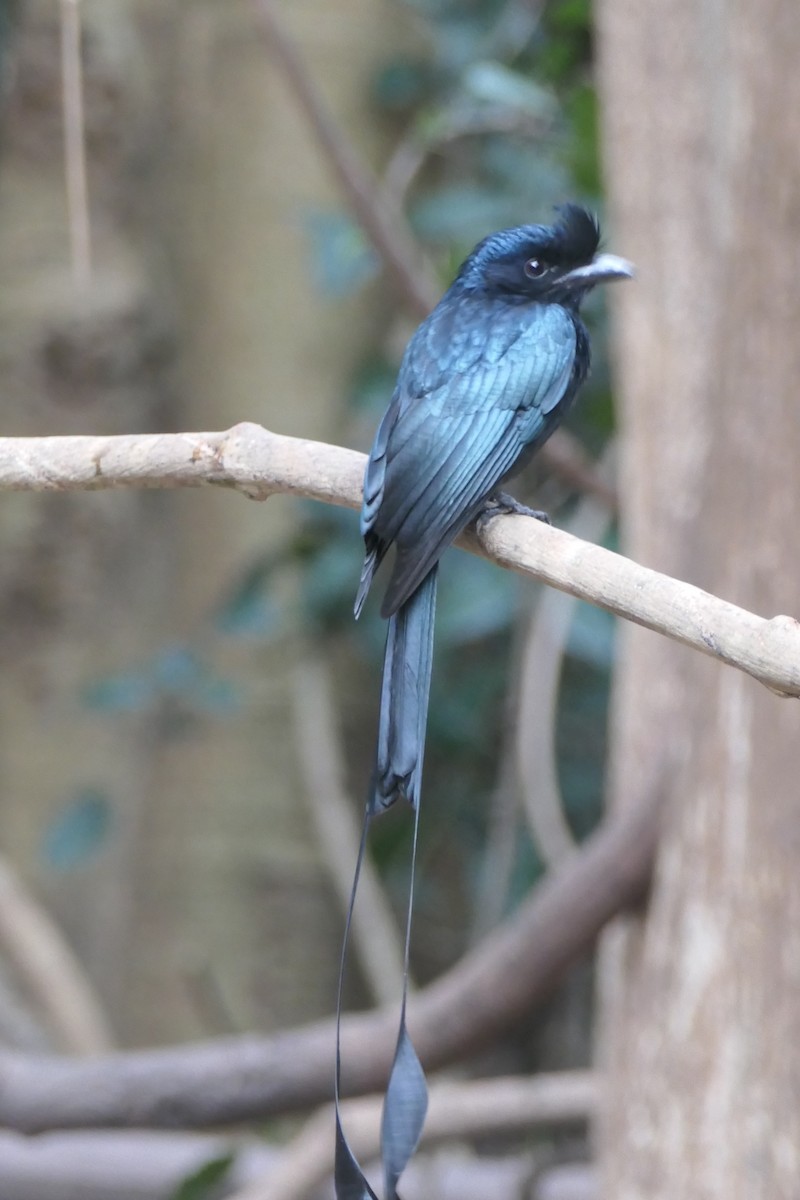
[362,291,583,614]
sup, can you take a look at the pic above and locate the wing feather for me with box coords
[359,299,578,615]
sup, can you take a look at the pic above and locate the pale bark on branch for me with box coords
[238,1072,597,1200]
[0,1128,278,1200]
[0,1126,591,1200]
[0,420,794,1134]
[0,791,655,1132]
[0,422,797,697]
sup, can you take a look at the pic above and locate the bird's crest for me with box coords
[550,204,600,265]
[455,204,601,292]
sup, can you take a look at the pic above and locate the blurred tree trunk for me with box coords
[0,0,413,1046]
[0,0,178,1044]
[137,0,415,1044]
[595,2,800,1196]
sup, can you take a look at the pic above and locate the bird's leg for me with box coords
[477,491,551,530]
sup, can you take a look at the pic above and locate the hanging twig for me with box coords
[59,0,91,286]
[252,0,439,319]
[516,445,617,867]
[469,719,520,941]
[0,853,113,1054]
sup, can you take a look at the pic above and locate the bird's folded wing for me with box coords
[378,334,575,614]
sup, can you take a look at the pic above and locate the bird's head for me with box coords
[456,204,633,307]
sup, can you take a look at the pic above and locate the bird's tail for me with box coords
[371,566,438,813]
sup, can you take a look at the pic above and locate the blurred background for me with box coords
[0,0,612,1046]
[0,1,798,1198]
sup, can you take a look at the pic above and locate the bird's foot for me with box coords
[477,491,551,531]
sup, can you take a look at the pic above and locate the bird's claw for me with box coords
[477,491,551,532]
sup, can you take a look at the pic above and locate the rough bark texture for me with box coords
[595,2,800,1197]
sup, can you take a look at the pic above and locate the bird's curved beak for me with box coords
[563,253,635,288]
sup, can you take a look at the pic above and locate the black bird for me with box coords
[355,204,632,813]
[339,206,632,1199]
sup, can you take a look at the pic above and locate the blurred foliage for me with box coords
[304,211,381,296]
[77,0,614,975]
[83,644,241,722]
[169,1153,235,1200]
[41,787,113,872]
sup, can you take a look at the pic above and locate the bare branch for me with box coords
[0,792,655,1132]
[516,445,617,867]
[0,419,792,1127]
[0,1128,278,1200]
[59,0,92,286]
[252,0,440,319]
[536,1165,597,1200]
[466,521,800,698]
[236,1072,597,1200]
[0,1127,589,1200]
[468,721,518,939]
[0,854,113,1055]
[0,423,797,697]
[0,426,357,501]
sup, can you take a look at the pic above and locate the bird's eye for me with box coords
[524,258,546,279]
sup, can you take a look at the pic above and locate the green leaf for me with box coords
[152,645,204,690]
[303,212,379,297]
[479,137,569,199]
[411,183,525,243]
[564,84,600,194]
[151,647,241,714]
[82,671,154,713]
[215,569,283,638]
[462,61,558,119]
[436,552,517,645]
[567,600,616,669]
[372,58,432,113]
[169,1153,235,1200]
[549,0,592,34]
[42,788,113,871]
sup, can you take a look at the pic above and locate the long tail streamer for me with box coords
[334,636,431,1198]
